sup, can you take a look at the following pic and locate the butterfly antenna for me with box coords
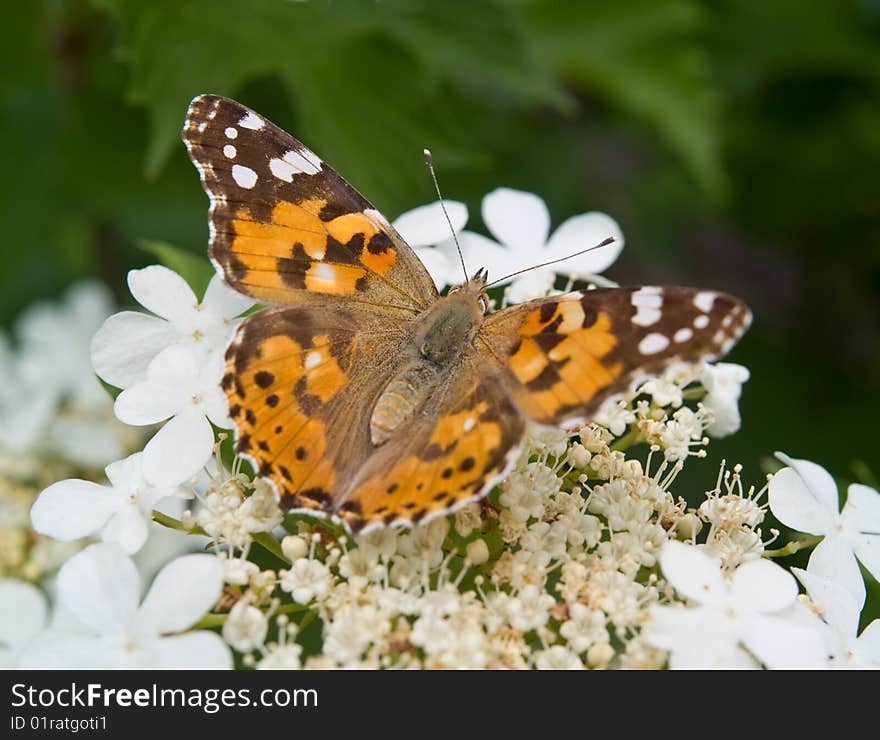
[424,148,469,283]
[483,236,617,290]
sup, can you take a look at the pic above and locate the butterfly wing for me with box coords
[477,286,751,426]
[224,300,413,517]
[182,94,437,310]
[335,353,526,533]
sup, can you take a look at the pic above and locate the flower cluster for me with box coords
[5,190,879,670]
[0,283,140,585]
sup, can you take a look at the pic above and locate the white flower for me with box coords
[258,644,303,670]
[280,558,333,604]
[0,281,131,466]
[222,601,268,653]
[392,200,468,290]
[18,544,229,669]
[640,378,683,409]
[458,188,623,303]
[505,585,554,632]
[91,267,253,390]
[792,566,879,669]
[768,453,880,607]
[114,345,231,487]
[559,604,608,653]
[701,363,750,438]
[593,399,635,437]
[646,541,827,669]
[0,579,47,667]
[534,645,584,670]
[31,452,179,554]
[16,280,114,411]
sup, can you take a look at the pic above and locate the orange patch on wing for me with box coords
[302,334,348,401]
[227,332,338,507]
[344,402,504,528]
[509,339,549,384]
[511,311,623,422]
[304,262,366,295]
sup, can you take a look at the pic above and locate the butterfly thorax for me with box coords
[369,289,484,446]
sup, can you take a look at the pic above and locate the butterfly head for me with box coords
[450,267,490,313]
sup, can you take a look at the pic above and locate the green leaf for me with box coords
[519,0,725,197]
[91,0,563,208]
[252,532,291,566]
[139,239,214,295]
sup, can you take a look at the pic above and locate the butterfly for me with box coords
[182,94,752,535]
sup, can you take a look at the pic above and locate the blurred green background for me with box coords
[3,1,878,579]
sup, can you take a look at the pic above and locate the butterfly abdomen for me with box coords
[370,364,440,445]
[370,292,484,446]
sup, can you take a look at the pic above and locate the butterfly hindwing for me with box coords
[183,94,437,310]
[478,286,751,426]
[224,300,411,517]
[336,355,526,533]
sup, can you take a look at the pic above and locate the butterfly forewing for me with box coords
[478,286,751,426]
[182,94,437,310]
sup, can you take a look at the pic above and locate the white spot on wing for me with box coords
[223,144,236,159]
[313,263,336,283]
[304,351,321,369]
[694,291,716,312]
[269,149,322,181]
[693,314,710,330]
[463,417,475,432]
[238,111,264,130]
[224,127,238,139]
[631,287,663,326]
[639,333,669,355]
[673,327,693,343]
[231,164,257,189]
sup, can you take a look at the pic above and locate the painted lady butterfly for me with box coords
[182,95,751,534]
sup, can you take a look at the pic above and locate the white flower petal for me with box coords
[506,271,555,304]
[16,630,103,669]
[808,535,865,608]
[413,247,455,291]
[853,620,880,666]
[90,311,176,389]
[769,453,840,534]
[659,541,726,606]
[545,212,623,275]
[31,479,119,541]
[668,640,758,670]
[128,265,198,323]
[793,566,861,638]
[202,274,255,319]
[114,381,179,426]
[392,201,468,247]
[0,580,47,659]
[852,534,880,587]
[100,504,150,554]
[141,411,215,488]
[482,188,550,253]
[137,554,224,634]
[55,544,141,635]
[644,604,713,650]
[844,483,880,532]
[150,631,231,669]
[729,558,797,614]
[458,230,522,280]
[740,614,829,669]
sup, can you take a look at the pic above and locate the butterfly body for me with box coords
[183,94,752,534]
